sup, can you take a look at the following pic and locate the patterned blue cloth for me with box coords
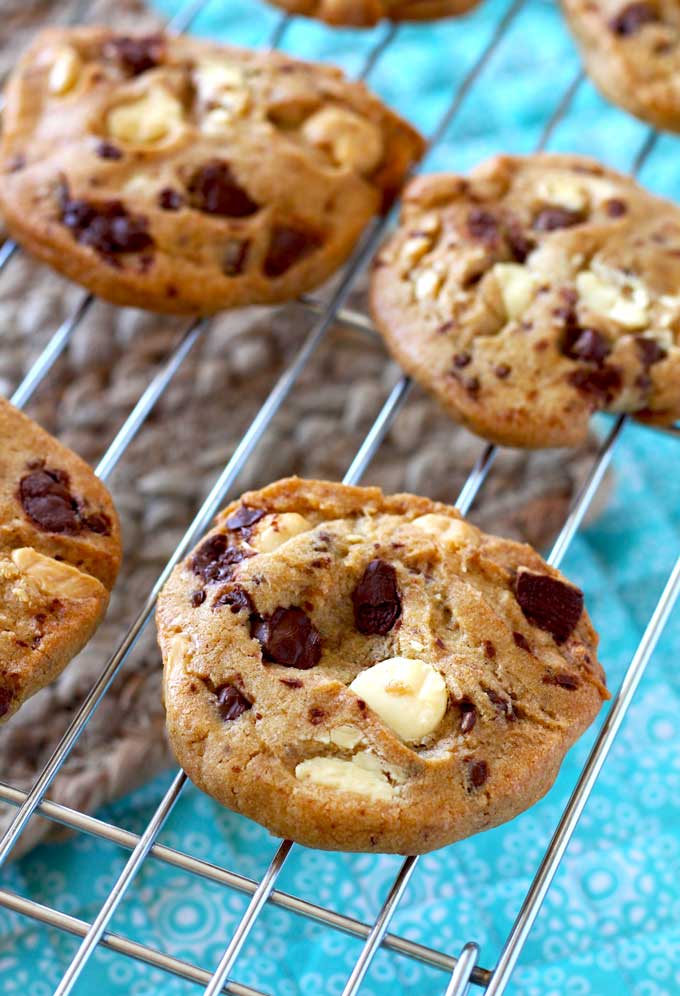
[2,1,680,993]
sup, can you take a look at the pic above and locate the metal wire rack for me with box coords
[0,0,678,994]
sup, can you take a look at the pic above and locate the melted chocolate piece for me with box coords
[215,683,252,721]
[190,590,206,607]
[604,198,628,217]
[158,188,183,211]
[543,671,581,690]
[252,606,322,669]
[466,209,499,243]
[636,337,667,366]
[563,327,611,365]
[515,568,584,644]
[214,586,254,614]
[96,141,123,160]
[226,506,265,531]
[610,2,659,36]
[513,631,532,653]
[465,758,489,789]
[59,186,153,257]
[459,700,477,734]
[568,365,622,403]
[190,533,253,584]
[264,225,321,277]
[352,559,402,636]
[187,161,259,217]
[533,207,584,232]
[105,34,164,75]
[19,466,110,536]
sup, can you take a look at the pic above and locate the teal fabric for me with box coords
[2,1,680,993]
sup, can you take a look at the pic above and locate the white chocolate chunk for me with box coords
[576,267,649,329]
[302,107,383,174]
[11,548,101,600]
[537,172,588,212]
[413,269,443,301]
[107,87,184,145]
[350,657,447,743]
[194,60,250,112]
[48,46,82,95]
[401,236,432,267]
[329,725,364,749]
[492,263,538,320]
[412,513,479,548]
[251,513,311,553]
[295,754,393,800]
[167,632,192,671]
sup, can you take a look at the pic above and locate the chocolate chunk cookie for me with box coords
[0,28,424,315]
[157,477,606,854]
[370,153,680,448]
[562,1,680,132]
[265,0,479,28]
[0,397,121,721]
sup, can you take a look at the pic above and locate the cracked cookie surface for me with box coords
[265,0,479,27]
[0,27,423,314]
[157,477,606,854]
[0,397,121,721]
[562,1,680,132]
[370,153,680,448]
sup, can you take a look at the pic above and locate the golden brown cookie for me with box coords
[0,27,424,315]
[0,397,121,721]
[370,153,680,449]
[562,1,680,132]
[265,0,479,28]
[157,477,606,854]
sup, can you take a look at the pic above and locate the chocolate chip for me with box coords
[513,631,532,653]
[453,351,472,368]
[190,590,206,607]
[533,207,584,232]
[190,533,253,583]
[563,327,611,365]
[308,706,325,725]
[59,185,153,257]
[568,365,622,403]
[96,141,123,160]
[214,585,254,614]
[459,700,477,734]
[223,239,250,276]
[187,161,259,217]
[226,506,265,531]
[264,225,321,277]
[105,34,164,75]
[19,468,80,533]
[494,364,511,379]
[515,568,584,643]
[215,683,252,721]
[252,606,322,669]
[0,687,13,718]
[505,219,535,263]
[467,209,499,243]
[483,640,496,659]
[158,188,183,211]
[485,688,515,720]
[465,758,488,789]
[636,337,667,366]
[8,154,26,173]
[543,671,581,690]
[83,512,111,535]
[610,2,658,36]
[604,198,628,217]
[352,559,402,636]
[280,677,303,688]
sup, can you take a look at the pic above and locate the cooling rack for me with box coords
[0,0,678,993]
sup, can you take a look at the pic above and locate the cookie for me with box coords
[0,397,121,721]
[370,153,680,449]
[562,1,680,132]
[157,477,606,854]
[0,28,424,315]
[265,0,479,28]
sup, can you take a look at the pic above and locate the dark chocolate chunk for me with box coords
[187,161,259,217]
[264,225,321,277]
[82,512,111,534]
[604,198,628,218]
[513,631,532,653]
[466,209,499,243]
[453,351,472,368]
[636,337,667,366]
[190,590,206,607]
[533,207,584,232]
[568,365,622,403]
[280,677,303,688]
[105,34,164,75]
[562,327,611,365]
[252,606,322,669]
[543,671,581,690]
[459,700,477,734]
[610,2,658,36]
[214,586,254,614]
[215,683,252,721]
[158,188,183,211]
[19,468,78,534]
[483,640,496,659]
[226,506,265,531]
[485,688,515,720]
[352,559,402,636]
[494,364,511,379]
[505,218,535,263]
[515,568,584,643]
[96,141,123,160]
[465,758,489,789]
[59,185,153,257]
[190,533,253,584]
[308,706,325,725]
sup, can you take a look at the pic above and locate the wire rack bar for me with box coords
[445,942,480,996]
[0,0,525,871]
[0,888,268,996]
